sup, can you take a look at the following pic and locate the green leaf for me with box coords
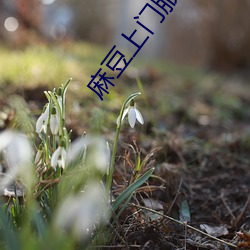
[179,199,191,222]
[112,167,154,211]
[62,78,72,100]
[135,152,141,173]
[112,193,133,225]
[32,210,46,237]
[0,208,21,250]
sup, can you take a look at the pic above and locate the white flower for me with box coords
[54,182,109,240]
[57,95,63,112]
[51,145,67,169]
[89,137,110,173]
[67,136,110,173]
[0,130,33,190]
[35,144,43,165]
[56,87,63,112]
[50,106,60,135]
[35,149,42,164]
[36,104,50,133]
[120,100,144,128]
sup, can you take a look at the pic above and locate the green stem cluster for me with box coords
[106,92,141,195]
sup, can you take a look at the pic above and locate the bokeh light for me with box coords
[50,24,67,40]
[41,0,55,5]
[4,17,19,32]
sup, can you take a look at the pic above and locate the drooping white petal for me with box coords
[51,147,61,168]
[67,137,88,163]
[0,130,14,151]
[50,114,59,135]
[61,148,67,161]
[57,96,63,111]
[51,147,67,169]
[117,108,129,125]
[135,109,144,125]
[119,101,144,128]
[36,104,50,134]
[0,131,33,190]
[55,195,79,232]
[5,133,32,170]
[43,104,50,119]
[41,121,47,133]
[35,149,43,164]
[68,136,109,172]
[36,113,45,133]
[57,158,65,169]
[55,182,109,240]
[92,138,110,173]
[128,107,136,128]
[116,116,119,125]
[121,108,129,121]
[59,148,67,169]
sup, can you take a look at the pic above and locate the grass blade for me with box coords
[112,167,154,211]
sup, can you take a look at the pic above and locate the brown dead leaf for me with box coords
[237,231,250,248]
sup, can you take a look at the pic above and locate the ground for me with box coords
[0,42,249,249]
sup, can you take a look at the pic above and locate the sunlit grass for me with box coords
[0,41,248,130]
[0,42,207,87]
[0,44,87,87]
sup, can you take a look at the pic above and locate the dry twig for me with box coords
[130,203,237,249]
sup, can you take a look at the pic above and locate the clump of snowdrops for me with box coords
[0,79,154,249]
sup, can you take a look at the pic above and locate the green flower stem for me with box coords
[52,134,56,152]
[106,92,141,196]
[61,78,72,127]
[63,127,70,150]
[44,96,53,164]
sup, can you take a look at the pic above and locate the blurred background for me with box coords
[1,0,250,72]
[1,0,250,136]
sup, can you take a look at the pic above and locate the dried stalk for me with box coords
[130,203,237,249]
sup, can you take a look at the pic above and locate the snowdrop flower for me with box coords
[36,103,50,133]
[67,136,87,164]
[35,144,43,165]
[51,142,67,169]
[67,135,110,173]
[54,182,109,240]
[57,87,63,111]
[57,95,63,112]
[50,106,60,135]
[89,137,110,173]
[0,130,33,190]
[120,99,144,128]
